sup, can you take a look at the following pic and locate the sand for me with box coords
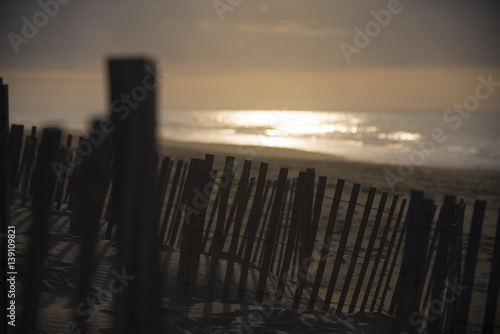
[10,139,500,333]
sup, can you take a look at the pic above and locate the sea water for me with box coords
[157,109,500,170]
[10,108,500,170]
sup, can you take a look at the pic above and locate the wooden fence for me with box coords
[1,64,499,334]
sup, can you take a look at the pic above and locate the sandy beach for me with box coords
[9,138,500,333]
[160,139,500,332]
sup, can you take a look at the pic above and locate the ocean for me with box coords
[10,108,500,170]
[158,109,500,170]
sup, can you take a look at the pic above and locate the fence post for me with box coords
[483,207,500,334]
[108,58,161,333]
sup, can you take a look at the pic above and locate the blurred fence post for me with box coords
[109,58,161,334]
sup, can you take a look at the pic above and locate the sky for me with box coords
[0,0,499,116]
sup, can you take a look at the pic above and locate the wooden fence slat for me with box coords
[445,200,465,333]
[104,157,117,240]
[252,180,272,263]
[177,159,203,297]
[237,177,256,257]
[20,126,37,207]
[187,155,214,297]
[371,198,406,312]
[322,183,361,312]
[455,200,485,333]
[336,187,377,314]
[256,168,288,302]
[426,195,456,334]
[298,169,315,265]
[222,160,252,299]
[270,179,290,274]
[55,134,73,210]
[169,162,191,247]
[483,207,500,334]
[207,156,234,299]
[202,169,220,252]
[154,157,171,229]
[8,124,24,203]
[68,137,85,236]
[360,194,398,312]
[378,199,408,313]
[155,157,174,240]
[308,179,345,310]
[220,176,237,248]
[292,175,326,309]
[393,192,433,333]
[237,162,268,300]
[160,160,184,243]
[17,134,30,193]
[276,177,295,276]
[255,181,277,265]
[274,172,306,306]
